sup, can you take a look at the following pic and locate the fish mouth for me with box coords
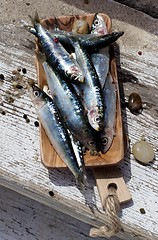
[88,108,104,131]
[98,28,107,35]
[68,66,84,83]
[95,125,101,131]
[88,118,103,131]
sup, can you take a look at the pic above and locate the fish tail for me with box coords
[20,19,37,36]
[28,11,40,26]
[68,35,79,47]
[76,170,88,189]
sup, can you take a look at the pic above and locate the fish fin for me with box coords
[20,19,37,36]
[93,12,99,19]
[28,11,40,26]
[80,166,88,186]
[76,170,88,190]
[68,35,80,48]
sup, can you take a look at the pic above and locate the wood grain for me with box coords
[94,167,132,205]
[1,185,113,240]
[36,13,125,168]
[0,2,158,239]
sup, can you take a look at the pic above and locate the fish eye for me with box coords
[95,116,101,123]
[34,91,40,97]
[94,20,99,26]
[102,137,108,145]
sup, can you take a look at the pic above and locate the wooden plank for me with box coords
[113,0,158,19]
[0,185,121,240]
[0,2,158,239]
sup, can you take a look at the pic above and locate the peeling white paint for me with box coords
[0,20,158,240]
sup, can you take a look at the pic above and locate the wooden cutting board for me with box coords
[35,13,125,169]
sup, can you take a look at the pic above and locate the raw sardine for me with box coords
[90,13,110,88]
[26,13,84,83]
[70,38,104,131]
[24,20,124,52]
[40,58,99,152]
[48,29,124,51]
[100,73,117,153]
[29,84,86,186]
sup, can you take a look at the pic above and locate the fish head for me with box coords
[80,128,99,152]
[28,84,47,109]
[91,13,108,35]
[88,107,104,131]
[111,31,124,39]
[68,65,85,83]
[100,128,115,154]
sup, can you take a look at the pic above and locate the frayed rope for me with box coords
[89,185,123,238]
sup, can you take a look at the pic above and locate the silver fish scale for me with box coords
[47,101,60,121]
[37,101,83,180]
[42,62,98,151]
[46,101,68,141]
[71,40,104,130]
[94,86,104,112]
[35,23,83,82]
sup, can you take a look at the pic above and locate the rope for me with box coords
[89,185,123,238]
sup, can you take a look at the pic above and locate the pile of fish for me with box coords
[25,12,124,187]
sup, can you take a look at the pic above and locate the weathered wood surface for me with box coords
[0,1,158,239]
[113,0,158,19]
[0,185,121,240]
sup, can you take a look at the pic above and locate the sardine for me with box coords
[26,12,84,83]
[100,73,117,153]
[24,19,124,52]
[90,13,110,88]
[48,29,124,51]
[90,50,109,89]
[29,84,86,186]
[39,57,99,152]
[69,38,104,131]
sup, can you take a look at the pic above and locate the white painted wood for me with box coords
[0,2,158,239]
[1,185,122,240]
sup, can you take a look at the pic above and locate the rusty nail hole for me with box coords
[108,183,118,190]
[49,191,54,197]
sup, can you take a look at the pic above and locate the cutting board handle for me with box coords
[89,166,131,238]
